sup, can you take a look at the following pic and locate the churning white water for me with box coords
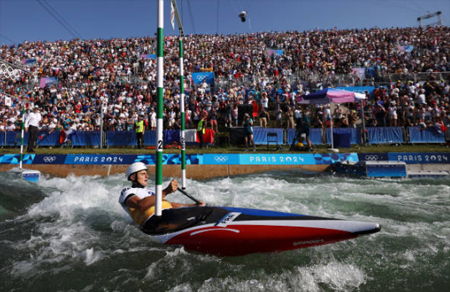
[0,171,449,291]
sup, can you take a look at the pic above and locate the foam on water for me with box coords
[1,172,449,291]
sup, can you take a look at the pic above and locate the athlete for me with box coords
[119,162,205,233]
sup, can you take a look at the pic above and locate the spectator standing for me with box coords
[387,101,398,127]
[259,108,270,128]
[135,115,145,149]
[197,114,206,149]
[243,113,256,152]
[149,108,157,131]
[24,106,42,153]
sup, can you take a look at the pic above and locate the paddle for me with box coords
[177,187,203,205]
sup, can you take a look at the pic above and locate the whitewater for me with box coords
[0,170,449,292]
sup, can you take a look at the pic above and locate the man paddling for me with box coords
[119,162,205,233]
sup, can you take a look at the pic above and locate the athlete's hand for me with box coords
[196,200,206,207]
[167,179,178,193]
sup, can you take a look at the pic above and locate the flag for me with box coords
[141,54,156,60]
[40,77,58,88]
[59,128,76,144]
[266,49,283,57]
[191,72,214,85]
[170,1,175,30]
[351,68,366,80]
[397,45,414,53]
[22,58,36,66]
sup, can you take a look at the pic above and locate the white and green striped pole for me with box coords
[179,37,187,189]
[155,0,164,216]
[19,103,25,170]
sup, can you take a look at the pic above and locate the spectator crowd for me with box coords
[1,26,450,138]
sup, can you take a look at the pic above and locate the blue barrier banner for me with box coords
[253,128,284,145]
[107,131,157,146]
[357,153,389,161]
[164,130,180,144]
[36,131,60,146]
[34,155,67,164]
[2,152,447,166]
[5,131,28,146]
[239,154,316,165]
[191,72,214,85]
[203,154,240,165]
[0,131,5,146]
[367,127,404,144]
[388,152,450,164]
[0,154,35,164]
[64,154,134,164]
[286,128,323,145]
[134,154,201,165]
[72,131,101,147]
[326,128,361,145]
[310,129,323,145]
[106,131,136,146]
[313,153,359,164]
[409,127,445,143]
[145,131,157,145]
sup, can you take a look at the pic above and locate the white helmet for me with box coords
[126,162,148,181]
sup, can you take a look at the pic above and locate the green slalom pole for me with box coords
[155,0,164,216]
[179,36,186,189]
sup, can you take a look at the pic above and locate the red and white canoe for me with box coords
[144,206,381,256]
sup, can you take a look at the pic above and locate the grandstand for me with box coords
[1,26,449,148]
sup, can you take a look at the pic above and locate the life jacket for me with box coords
[119,187,173,225]
[127,200,173,225]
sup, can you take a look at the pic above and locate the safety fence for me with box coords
[232,127,446,147]
[0,127,447,148]
[0,129,215,148]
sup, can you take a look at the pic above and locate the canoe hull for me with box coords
[148,207,381,256]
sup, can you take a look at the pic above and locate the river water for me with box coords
[0,170,449,292]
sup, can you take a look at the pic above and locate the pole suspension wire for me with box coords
[0,33,17,45]
[170,0,187,188]
[216,0,220,34]
[36,0,83,39]
[186,0,196,34]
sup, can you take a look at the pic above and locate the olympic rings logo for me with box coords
[0,63,21,80]
[214,156,228,163]
[43,156,57,163]
[364,155,379,161]
[195,75,207,82]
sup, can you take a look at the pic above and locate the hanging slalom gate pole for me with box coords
[155,0,165,217]
[20,103,25,170]
[170,0,187,189]
[179,37,187,189]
